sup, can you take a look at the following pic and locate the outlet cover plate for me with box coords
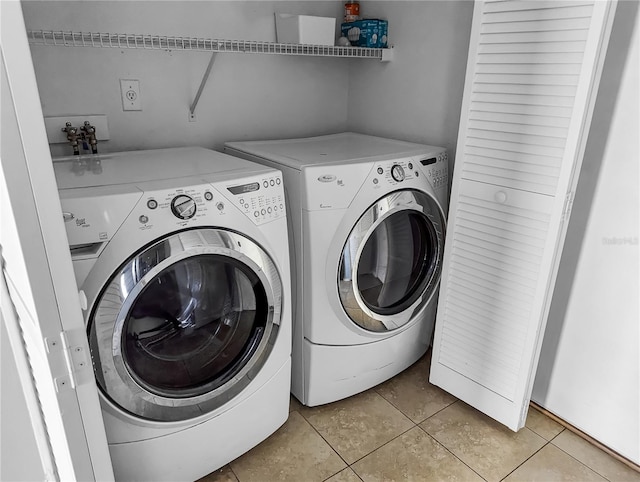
[120,79,142,111]
[44,115,110,144]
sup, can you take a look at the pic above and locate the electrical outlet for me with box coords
[44,115,110,144]
[120,79,142,111]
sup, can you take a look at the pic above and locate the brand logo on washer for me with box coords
[317,174,336,183]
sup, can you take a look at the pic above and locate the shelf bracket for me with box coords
[189,52,217,120]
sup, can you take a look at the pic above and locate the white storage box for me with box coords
[275,14,336,46]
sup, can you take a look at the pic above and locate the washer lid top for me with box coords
[53,147,271,190]
[225,132,445,170]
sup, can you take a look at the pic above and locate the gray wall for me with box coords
[22,1,472,158]
[347,1,473,158]
[22,1,350,156]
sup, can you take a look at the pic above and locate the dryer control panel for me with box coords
[421,151,449,189]
[371,151,448,190]
[373,159,418,186]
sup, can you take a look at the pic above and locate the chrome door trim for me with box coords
[338,190,445,332]
[89,228,282,421]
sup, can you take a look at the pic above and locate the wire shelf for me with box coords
[27,30,392,61]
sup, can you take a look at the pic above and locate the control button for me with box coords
[274,206,278,211]
[139,215,149,224]
[267,207,272,213]
[261,209,266,215]
[147,199,158,209]
[244,203,249,209]
[377,167,383,175]
[204,191,214,201]
[171,194,197,220]
[280,204,284,209]
[408,162,413,170]
[270,179,275,186]
[254,211,259,217]
[415,171,419,177]
[263,181,268,188]
[373,178,379,184]
[276,178,281,185]
[239,198,244,204]
[216,202,225,211]
[391,164,405,182]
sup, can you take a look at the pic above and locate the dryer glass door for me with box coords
[89,228,282,422]
[339,190,446,332]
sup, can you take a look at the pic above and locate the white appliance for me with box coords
[54,147,291,481]
[225,133,449,406]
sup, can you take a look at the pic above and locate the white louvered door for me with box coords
[429,0,617,431]
[2,3,113,479]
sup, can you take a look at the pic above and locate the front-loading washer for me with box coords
[225,133,449,406]
[54,147,291,481]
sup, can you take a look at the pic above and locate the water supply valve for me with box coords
[62,122,81,155]
[80,121,98,154]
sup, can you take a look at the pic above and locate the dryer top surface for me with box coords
[225,132,444,170]
[54,147,274,190]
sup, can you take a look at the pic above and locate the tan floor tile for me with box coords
[326,467,363,482]
[503,443,607,481]
[289,393,304,413]
[375,353,457,423]
[552,430,640,482]
[300,390,414,464]
[420,401,546,482]
[352,426,484,482]
[525,407,565,441]
[197,465,238,482]
[229,411,346,482]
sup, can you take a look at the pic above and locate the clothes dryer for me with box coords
[225,133,449,405]
[54,147,291,481]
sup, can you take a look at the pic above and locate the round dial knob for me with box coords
[391,164,405,182]
[171,194,197,219]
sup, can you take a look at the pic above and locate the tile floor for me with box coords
[199,352,640,482]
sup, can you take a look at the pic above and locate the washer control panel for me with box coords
[139,185,217,230]
[222,173,285,225]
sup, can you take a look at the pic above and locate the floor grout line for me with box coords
[415,423,488,481]
[498,440,548,481]
[294,407,356,476]
[347,423,418,468]
[550,441,619,482]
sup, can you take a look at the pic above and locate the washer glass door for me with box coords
[89,228,282,421]
[338,190,445,332]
